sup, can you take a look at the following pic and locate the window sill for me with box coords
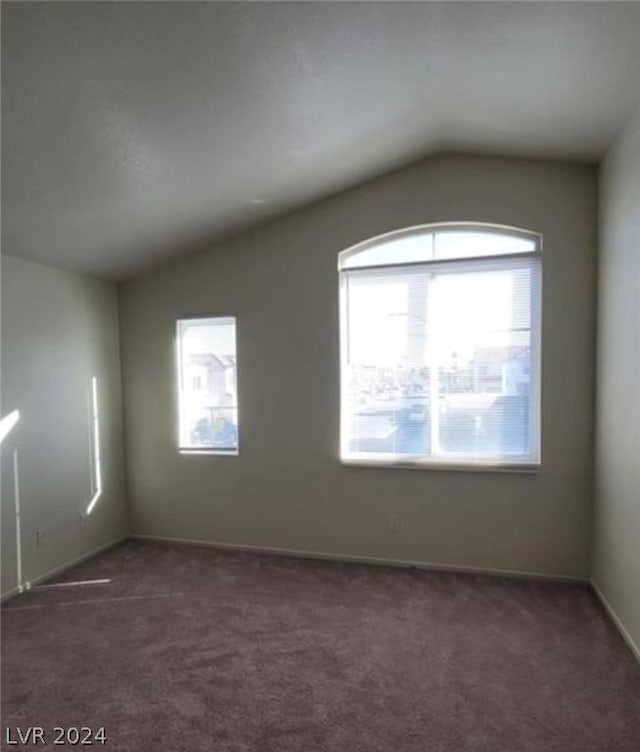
[179,449,239,456]
[341,458,540,474]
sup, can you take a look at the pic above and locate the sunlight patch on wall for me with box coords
[0,410,20,444]
[86,377,102,515]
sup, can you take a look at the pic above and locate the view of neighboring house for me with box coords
[472,346,531,395]
[183,353,238,449]
[187,353,236,405]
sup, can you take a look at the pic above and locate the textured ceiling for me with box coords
[3,1,640,279]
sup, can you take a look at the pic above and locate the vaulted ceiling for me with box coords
[3,1,640,279]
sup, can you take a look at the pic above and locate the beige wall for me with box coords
[1,255,129,597]
[120,154,597,579]
[593,109,640,654]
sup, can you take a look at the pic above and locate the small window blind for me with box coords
[177,317,239,453]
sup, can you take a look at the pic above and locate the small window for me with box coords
[176,317,238,453]
[339,223,541,469]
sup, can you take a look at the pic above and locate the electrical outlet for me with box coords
[36,529,46,547]
[79,513,88,529]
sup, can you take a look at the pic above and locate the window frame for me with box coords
[338,223,542,472]
[175,315,239,456]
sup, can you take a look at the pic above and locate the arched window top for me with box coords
[338,222,541,271]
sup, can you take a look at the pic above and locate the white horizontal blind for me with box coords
[340,228,541,466]
[177,317,238,452]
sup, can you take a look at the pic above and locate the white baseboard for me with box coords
[132,533,589,584]
[1,535,128,604]
[591,582,640,662]
[1,584,21,603]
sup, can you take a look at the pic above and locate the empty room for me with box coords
[1,1,639,750]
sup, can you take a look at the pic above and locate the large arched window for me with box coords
[338,223,542,468]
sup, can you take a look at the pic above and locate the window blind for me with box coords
[339,226,541,467]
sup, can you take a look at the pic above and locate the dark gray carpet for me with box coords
[2,540,639,751]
